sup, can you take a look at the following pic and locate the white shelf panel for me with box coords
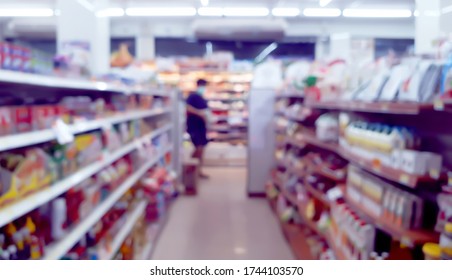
[0,124,172,228]
[42,145,172,260]
[0,107,170,152]
[103,201,147,260]
[139,223,161,260]
[0,69,170,97]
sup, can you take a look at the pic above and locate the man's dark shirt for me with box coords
[186,92,208,135]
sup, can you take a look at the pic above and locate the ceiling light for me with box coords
[272,8,300,17]
[319,0,333,7]
[443,5,452,15]
[96,8,124,17]
[126,7,197,17]
[200,0,209,6]
[223,7,269,17]
[343,9,412,18]
[0,8,54,17]
[198,7,222,16]
[303,8,341,17]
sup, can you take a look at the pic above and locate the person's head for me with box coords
[197,79,208,95]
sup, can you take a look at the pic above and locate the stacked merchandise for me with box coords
[267,54,452,260]
[0,73,176,260]
[0,42,53,74]
[0,93,166,138]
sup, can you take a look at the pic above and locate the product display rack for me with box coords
[304,100,435,115]
[42,146,171,260]
[0,72,180,260]
[0,69,169,96]
[0,108,170,153]
[284,133,440,189]
[0,125,172,228]
[268,91,448,260]
[103,200,147,260]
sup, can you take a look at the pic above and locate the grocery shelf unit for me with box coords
[268,92,448,260]
[0,71,180,260]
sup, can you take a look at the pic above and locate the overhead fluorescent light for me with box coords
[200,0,209,6]
[223,7,269,17]
[126,7,197,16]
[198,7,223,16]
[0,8,54,17]
[303,8,341,17]
[96,8,124,17]
[343,9,412,18]
[319,0,333,7]
[272,8,300,17]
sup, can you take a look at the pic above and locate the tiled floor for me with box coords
[152,167,294,260]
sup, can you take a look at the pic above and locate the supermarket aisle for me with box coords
[153,167,293,260]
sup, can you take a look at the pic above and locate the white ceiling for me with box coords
[0,0,416,9]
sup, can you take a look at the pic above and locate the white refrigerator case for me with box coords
[247,89,276,196]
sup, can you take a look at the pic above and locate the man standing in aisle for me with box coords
[186,79,210,179]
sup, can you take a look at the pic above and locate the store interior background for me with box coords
[0,0,452,261]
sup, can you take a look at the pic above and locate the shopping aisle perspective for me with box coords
[153,167,293,260]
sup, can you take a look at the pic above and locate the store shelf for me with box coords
[139,223,161,260]
[280,222,314,260]
[104,201,147,260]
[276,92,304,99]
[206,97,246,102]
[286,133,338,155]
[0,107,170,152]
[0,125,172,228]
[42,146,171,260]
[304,100,433,115]
[303,179,331,207]
[345,196,439,246]
[0,69,169,96]
[325,232,348,260]
[307,162,346,183]
[286,133,431,188]
[282,188,299,207]
[285,114,308,123]
[341,149,437,188]
[139,215,170,260]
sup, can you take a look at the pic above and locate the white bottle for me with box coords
[52,198,67,240]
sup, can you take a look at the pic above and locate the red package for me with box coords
[0,107,13,135]
[33,105,57,130]
[56,105,71,124]
[12,106,33,133]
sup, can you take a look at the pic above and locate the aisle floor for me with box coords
[152,167,294,260]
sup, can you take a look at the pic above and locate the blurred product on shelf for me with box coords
[299,55,445,104]
[346,166,436,231]
[0,92,168,138]
[0,41,53,74]
[0,155,176,260]
[315,114,339,142]
[330,201,378,260]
